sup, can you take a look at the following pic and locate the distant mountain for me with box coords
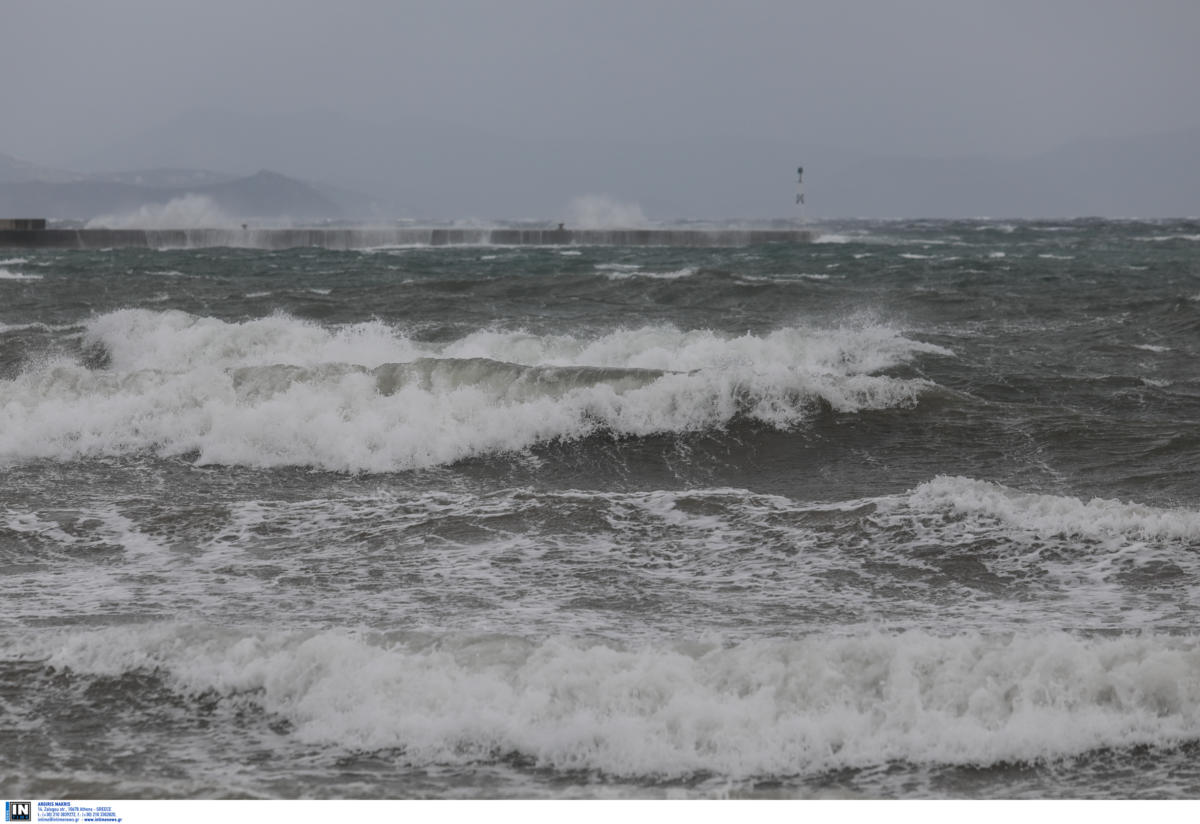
[46,109,1200,218]
[0,152,88,185]
[89,168,239,188]
[194,170,341,219]
[306,180,397,221]
[0,167,342,221]
[67,108,852,219]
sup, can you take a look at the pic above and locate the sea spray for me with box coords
[10,625,1200,779]
[0,309,948,470]
[86,194,239,230]
[565,195,648,229]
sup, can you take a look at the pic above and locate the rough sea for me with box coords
[2,218,1199,799]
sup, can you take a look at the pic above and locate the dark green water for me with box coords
[2,219,1199,797]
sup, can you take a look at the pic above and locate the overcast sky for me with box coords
[2,0,1198,168]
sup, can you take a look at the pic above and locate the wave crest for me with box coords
[12,626,1200,779]
[1,309,949,471]
[907,476,1200,541]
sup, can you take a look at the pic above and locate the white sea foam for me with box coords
[10,625,1200,778]
[0,267,41,280]
[0,309,950,471]
[4,506,164,564]
[86,194,238,230]
[0,321,78,334]
[7,479,1196,635]
[738,273,833,284]
[600,267,698,281]
[905,476,1200,542]
[0,257,28,265]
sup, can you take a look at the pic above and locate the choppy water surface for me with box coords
[2,219,1200,798]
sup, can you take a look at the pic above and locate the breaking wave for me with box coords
[905,476,1200,542]
[0,309,949,471]
[0,267,41,281]
[8,625,1199,780]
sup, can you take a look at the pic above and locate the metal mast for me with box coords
[795,166,805,224]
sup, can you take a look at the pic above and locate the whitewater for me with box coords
[2,218,1199,798]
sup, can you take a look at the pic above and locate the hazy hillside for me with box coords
[8,109,1197,219]
[66,109,1200,218]
[67,108,853,220]
[89,169,239,188]
[196,171,341,219]
[0,168,342,222]
[0,152,88,185]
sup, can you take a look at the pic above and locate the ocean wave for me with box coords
[0,267,42,281]
[0,309,949,471]
[231,359,671,403]
[905,476,1200,542]
[7,479,1194,633]
[864,477,1200,612]
[598,266,698,280]
[10,625,1200,779]
[813,233,872,244]
[0,321,79,334]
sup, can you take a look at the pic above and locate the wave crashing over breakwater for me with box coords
[0,226,818,250]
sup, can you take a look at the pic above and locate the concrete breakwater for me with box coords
[0,226,816,250]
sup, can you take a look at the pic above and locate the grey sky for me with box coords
[3,0,1198,166]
